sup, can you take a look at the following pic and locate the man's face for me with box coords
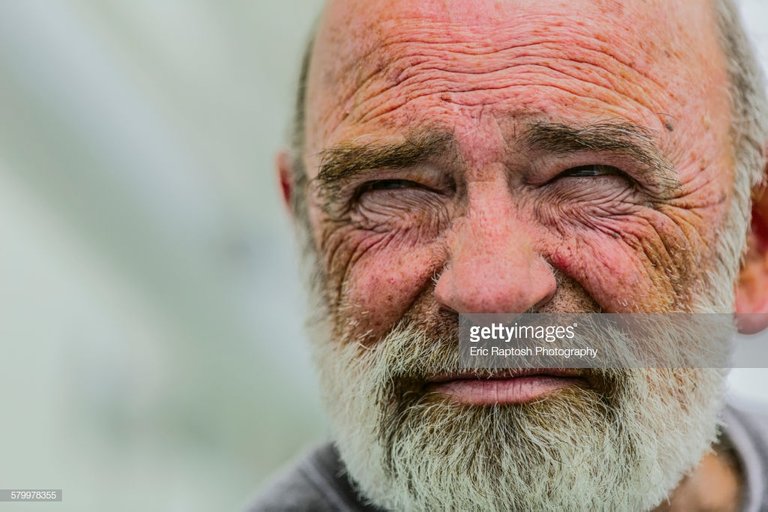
[305,0,734,330]
[298,0,739,510]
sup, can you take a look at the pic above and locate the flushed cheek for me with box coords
[548,213,700,312]
[532,189,670,310]
[550,234,653,310]
[316,182,453,323]
[331,233,444,343]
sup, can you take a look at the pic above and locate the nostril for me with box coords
[438,302,460,316]
[437,306,460,325]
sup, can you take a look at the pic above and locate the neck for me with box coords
[654,443,743,512]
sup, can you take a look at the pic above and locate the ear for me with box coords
[735,175,768,334]
[276,150,294,216]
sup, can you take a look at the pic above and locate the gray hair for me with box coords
[710,0,768,305]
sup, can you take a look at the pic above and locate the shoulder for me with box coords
[725,399,768,449]
[723,399,768,511]
[245,444,377,512]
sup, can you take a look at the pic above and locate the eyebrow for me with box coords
[313,120,680,199]
[523,121,680,195]
[315,131,454,188]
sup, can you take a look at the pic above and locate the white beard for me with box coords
[301,191,744,511]
[310,317,730,512]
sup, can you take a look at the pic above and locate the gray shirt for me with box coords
[248,403,768,512]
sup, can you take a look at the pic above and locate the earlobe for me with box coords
[735,184,768,334]
[276,150,295,215]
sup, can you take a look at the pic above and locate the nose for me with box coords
[434,187,556,314]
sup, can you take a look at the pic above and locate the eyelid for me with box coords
[356,173,454,198]
[559,164,623,178]
[352,179,423,202]
[360,179,424,192]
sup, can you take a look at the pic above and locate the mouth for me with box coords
[424,368,589,405]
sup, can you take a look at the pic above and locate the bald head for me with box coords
[311,1,717,142]
[289,0,766,194]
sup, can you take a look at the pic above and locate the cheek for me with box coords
[547,211,701,311]
[551,234,656,310]
[344,241,443,340]
[532,179,708,311]
[316,214,446,343]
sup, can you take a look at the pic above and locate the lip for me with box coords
[425,369,587,405]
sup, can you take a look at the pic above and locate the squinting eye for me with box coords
[560,164,622,178]
[359,179,423,193]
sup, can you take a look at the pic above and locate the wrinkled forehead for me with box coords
[315,0,706,80]
[305,0,728,163]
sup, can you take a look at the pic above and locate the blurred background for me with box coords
[0,1,766,510]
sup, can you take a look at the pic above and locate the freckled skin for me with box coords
[303,0,734,345]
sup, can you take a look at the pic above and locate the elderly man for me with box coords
[254,0,768,510]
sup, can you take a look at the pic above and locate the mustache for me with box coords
[364,314,621,401]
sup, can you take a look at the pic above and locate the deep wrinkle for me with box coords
[305,0,732,342]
